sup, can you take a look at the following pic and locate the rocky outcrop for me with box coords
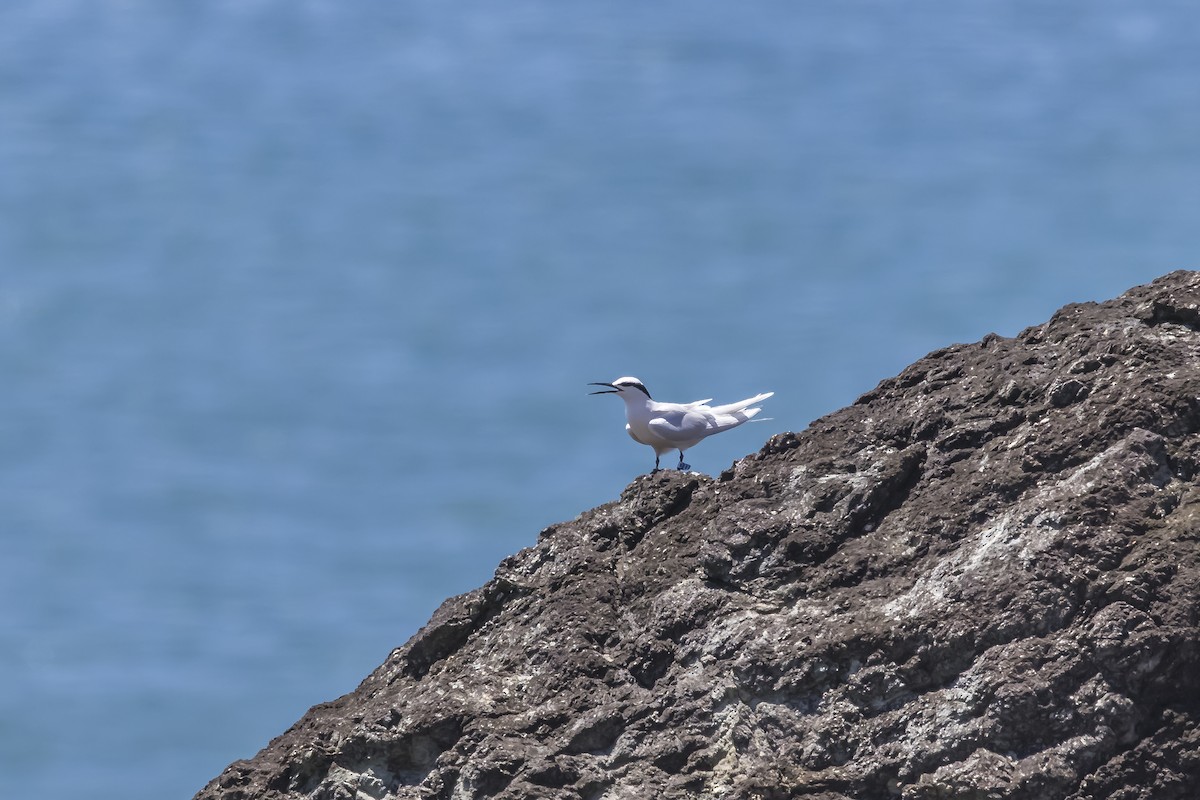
[196,272,1200,800]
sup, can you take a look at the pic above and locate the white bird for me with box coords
[589,376,773,473]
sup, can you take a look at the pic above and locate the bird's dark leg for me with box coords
[651,453,661,474]
[677,451,690,471]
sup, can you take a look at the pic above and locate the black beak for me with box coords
[588,382,618,395]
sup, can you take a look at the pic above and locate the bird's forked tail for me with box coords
[708,391,774,416]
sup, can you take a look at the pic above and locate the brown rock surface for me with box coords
[196,271,1200,800]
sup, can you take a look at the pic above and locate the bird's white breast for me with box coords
[624,409,672,450]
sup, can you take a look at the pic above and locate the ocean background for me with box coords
[2,1,1198,797]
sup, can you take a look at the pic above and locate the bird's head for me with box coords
[588,376,652,399]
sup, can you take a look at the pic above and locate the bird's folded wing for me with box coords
[648,411,713,442]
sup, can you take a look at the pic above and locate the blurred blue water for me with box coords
[1,1,1197,797]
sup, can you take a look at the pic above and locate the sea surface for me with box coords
[1,2,1198,797]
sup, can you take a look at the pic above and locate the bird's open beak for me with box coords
[588,382,618,395]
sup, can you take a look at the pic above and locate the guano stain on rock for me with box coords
[196,271,1200,800]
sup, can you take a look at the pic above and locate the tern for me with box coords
[589,376,773,473]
